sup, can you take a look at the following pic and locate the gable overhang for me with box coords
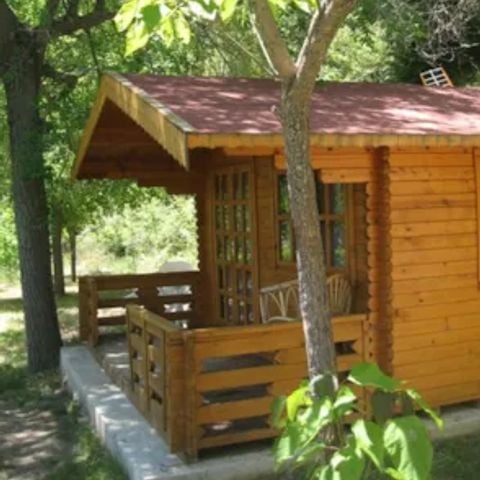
[73,72,194,180]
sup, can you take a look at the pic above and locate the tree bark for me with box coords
[3,38,62,372]
[52,214,66,296]
[69,229,77,282]
[280,90,337,377]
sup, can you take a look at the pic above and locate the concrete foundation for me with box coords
[61,346,275,480]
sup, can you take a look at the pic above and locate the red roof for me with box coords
[123,74,480,136]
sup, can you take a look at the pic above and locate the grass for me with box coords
[0,282,126,480]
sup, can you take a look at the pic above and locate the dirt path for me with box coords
[0,396,72,480]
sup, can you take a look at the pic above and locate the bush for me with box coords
[272,363,442,480]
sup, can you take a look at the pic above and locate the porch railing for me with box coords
[126,304,368,459]
[79,271,200,345]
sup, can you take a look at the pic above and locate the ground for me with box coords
[0,283,125,480]
[1,282,480,479]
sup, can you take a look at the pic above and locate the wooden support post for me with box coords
[184,331,198,462]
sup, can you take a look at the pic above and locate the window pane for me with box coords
[233,173,240,199]
[223,206,229,230]
[235,238,244,263]
[216,235,224,261]
[279,220,293,262]
[316,180,326,213]
[218,267,224,289]
[245,239,252,264]
[234,206,242,232]
[331,220,346,267]
[215,206,222,230]
[330,184,345,214]
[278,175,289,214]
[241,172,249,199]
[242,205,250,232]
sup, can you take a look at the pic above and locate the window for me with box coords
[276,173,351,274]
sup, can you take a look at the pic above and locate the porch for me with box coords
[80,270,367,459]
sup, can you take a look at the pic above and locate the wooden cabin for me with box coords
[74,72,480,457]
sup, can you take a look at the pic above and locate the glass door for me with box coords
[212,164,258,325]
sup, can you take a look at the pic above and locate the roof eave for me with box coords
[187,132,480,150]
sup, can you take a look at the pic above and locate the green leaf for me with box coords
[273,422,303,467]
[328,443,366,480]
[219,0,238,21]
[125,19,149,55]
[141,4,161,32]
[371,390,396,425]
[271,395,286,429]
[294,441,326,469]
[159,15,175,46]
[297,397,333,433]
[348,363,400,392]
[333,385,357,419]
[352,419,384,469]
[173,13,192,44]
[287,385,309,421]
[115,0,140,31]
[383,416,433,480]
[406,389,443,430]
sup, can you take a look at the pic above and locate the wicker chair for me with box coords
[259,274,352,324]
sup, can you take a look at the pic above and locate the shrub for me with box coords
[272,363,442,480]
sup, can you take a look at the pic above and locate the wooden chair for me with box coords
[259,274,352,323]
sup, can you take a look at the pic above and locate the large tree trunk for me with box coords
[52,214,66,296]
[69,230,77,283]
[281,87,337,378]
[3,40,62,372]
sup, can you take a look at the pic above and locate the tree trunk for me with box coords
[69,230,77,283]
[52,214,66,296]
[3,40,62,372]
[281,87,337,378]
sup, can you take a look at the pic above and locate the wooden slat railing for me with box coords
[79,271,200,345]
[125,305,367,459]
[185,314,366,457]
[126,304,186,451]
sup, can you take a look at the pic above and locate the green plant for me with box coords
[271,363,443,480]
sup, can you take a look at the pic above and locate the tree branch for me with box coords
[50,0,114,37]
[43,63,81,90]
[294,0,357,97]
[249,0,296,78]
[0,0,19,77]
[45,0,62,25]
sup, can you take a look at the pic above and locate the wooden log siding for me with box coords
[388,148,480,407]
[78,271,200,344]
[126,305,367,458]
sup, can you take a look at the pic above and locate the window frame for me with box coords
[274,170,356,281]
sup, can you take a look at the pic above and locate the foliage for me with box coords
[271,363,442,480]
[78,193,197,274]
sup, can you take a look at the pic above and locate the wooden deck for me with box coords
[125,304,368,459]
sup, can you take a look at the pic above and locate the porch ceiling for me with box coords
[73,72,480,181]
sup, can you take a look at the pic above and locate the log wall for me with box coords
[388,147,480,407]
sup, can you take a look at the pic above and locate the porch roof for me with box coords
[73,72,480,179]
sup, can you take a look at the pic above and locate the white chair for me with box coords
[259,274,352,323]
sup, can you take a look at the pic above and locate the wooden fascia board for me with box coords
[72,88,107,179]
[187,132,480,150]
[73,72,193,180]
